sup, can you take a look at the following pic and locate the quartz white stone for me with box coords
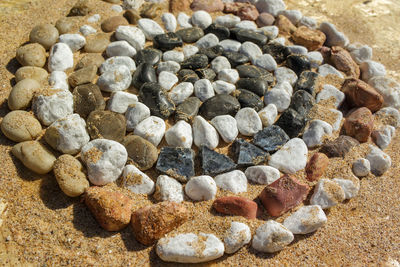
[192,116,219,149]
[212,80,236,95]
[306,51,323,68]
[157,61,181,74]
[80,25,96,36]
[240,41,262,62]
[258,26,279,40]
[219,39,242,52]
[366,145,392,176]
[138,18,164,40]
[235,107,262,136]
[310,179,345,209]
[156,233,224,263]
[319,22,349,47]
[287,45,308,55]
[163,50,184,63]
[158,71,178,90]
[258,104,278,127]
[372,125,395,150]
[254,54,277,71]
[349,44,372,64]
[59,34,86,52]
[298,16,317,29]
[215,170,247,193]
[106,40,137,58]
[252,220,294,253]
[333,178,360,200]
[269,138,308,174]
[120,164,155,194]
[49,71,69,91]
[111,4,123,12]
[224,222,251,254]
[123,0,144,9]
[87,14,100,23]
[155,175,184,203]
[368,76,400,109]
[134,116,166,146]
[32,90,74,126]
[245,165,280,185]
[318,64,344,78]
[215,14,241,28]
[302,119,333,148]
[255,0,286,16]
[183,45,199,59]
[185,175,217,201]
[278,10,303,25]
[274,81,293,96]
[48,43,74,72]
[375,107,400,128]
[218,69,239,84]
[211,115,238,143]
[264,88,291,113]
[194,79,215,102]
[99,56,136,74]
[97,65,132,92]
[196,33,219,49]
[107,91,138,114]
[235,20,257,30]
[352,158,370,177]
[115,25,146,51]
[177,12,192,28]
[191,10,212,29]
[275,67,298,86]
[125,102,151,131]
[272,36,286,45]
[165,120,193,148]
[211,56,231,73]
[81,139,128,186]
[317,84,345,108]
[168,82,194,105]
[283,205,327,234]
[360,60,386,82]
[162,12,177,32]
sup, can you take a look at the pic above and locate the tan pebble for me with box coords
[73,83,105,118]
[8,78,41,110]
[16,43,46,67]
[170,0,192,14]
[124,9,141,24]
[29,24,59,50]
[68,65,97,88]
[292,26,326,51]
[55,17,78,34]
[122,135,158,170]
[101,16,129,33]
[84,33,110,53]
[75,53,104,70]
[330,46,360,78]
[1,110,42,142]
[15,66,48,83]
[275,15,297,35]
[12,141,56,174]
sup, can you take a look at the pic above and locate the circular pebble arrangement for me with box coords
[2,0,400,263]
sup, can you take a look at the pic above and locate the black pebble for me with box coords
[223,51,249,67]
[262,42,291,64]
[156,147,195,182]
[181,54,209,70]
[286,54,311,76]
[274,108,306,138]
[153,32,183,51]
[177,69,200,83]
[200,45,224,61]
[199,94,241,120]
[199,146,237,176]
[135,48,162,65]
[132,63,157,89]
[236,77,270,96]
[234,89,264,111]
[175,27,204,43]
[204,24,230,41]
[253,125,290,153]
[234,29,268,46]
[139,82,175,119]
[196,68,216,81]
[231,138,269,167]
[289,90,315,116]
[236,65,272,80]
[175,97,202,123]
[294,71,320,97]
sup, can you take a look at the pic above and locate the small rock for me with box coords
[175,97,202,122]
[122,135,158,170]
[135,48,162,66]
[224,222,251,254]
[100,56,136,74]
[199,94,240,120]
[218,69,240,84]
[204,24,230,41]
[193,116,219,149]
[115,25,146,51]
[185,175,217,201]
[253,125,289,153]
[305,153,329,181]
[285,54,311,76]
[139,82,175,119]
[294,70,319,97]
[163,50,184,63]
[274,108,306,138]
[80,25,97,36]
[275,67,298,87]
[307,51,323,68]
[161,13,177,32]
[168,82,194,105]
[252,220,294,253]
[84,33,110,53]
[59,33,86,52]
[235,107,262,136]
[119,164,155,194]
[12,141,56,174]
[183,45,199,58]
[68,0,91,16]
[107,91,138,114]
[219,39,242,53]
[330,46,360,78]
[332,178,360,199]
[196,68,217,81]
[199,145,236,175]
[48,43,74,72]
[177,12,192,28]
[223,51,250,67]
[87,110,126,142]
[292,26,325,51]
[29,24,59,50]
[15,66,48,83]
[360,60,386,82]
[215,170,247,193]
[256,12,275,27]
[73,84,105,119]
[213,196,257,219]
[138,18,164,40]
[310,179,345,209]
[225,2,259,21]
[258,104,278,127]
[375,107,400,128]
[234,90,264,112]
[262,42,290,64]
[134,116,165,146]
[264,88,291,113]
[56,17,78,34]
[352,158,370,177]
[269,138,308,174]
[278,10,302,25]
[196,33,220,49]
[76,53,104,70]
[209,115,238,143]
[101,16,129,33]
[366,145,391,176]
[283,205,327,234]
[194,79,214,101]
[342,78,383,112]
[245,165,280,185]
[316,84,345,108]
[259,25,279,40]
[232,138,268,166]
[239,41,262,62]
[287,45,308,55]
[236,77,269,97]
[330,108,344,131]
[68,66,97,88]
[181,54,208,70]
[320,135,360,158]
[8,78,41,110]
[178,69,199,83]
[106,41,137,58]
[255,0,285,16]
[1,111,42,142]
[303,119,333,148]
[368,76,400,109]
[274,15,297,35]
[349,44,372,64]
[211,56,231,73]
[191,11,212,30]
[156,147,195,182]
[344,107,374,143]
[154,175,184,203]
[372,125,395,150]
[125,102,150,131]
[319,22,349,47]
[165,120,193,148]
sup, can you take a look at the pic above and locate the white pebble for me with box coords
[258,104,278,127]
[122,0,143,10]
[212,80,236,94]
[368,76,400,109]
[287,45,308,55]
[275,67,298,86]
[196,33,219,49]
[224,222,251,254]
[80,25,96,36]
[185,175,217,201]
[258,26,279,40]
[115,25,146,51]
[107,91,138,114]
[372,125,395,150]
[252,220,294,253]
[183,45,199,59]
[235,20,257,30]
[254,54,277,71]
[87,14,100,23]
[215,170,247,193]
[274,81,293,96]
[120,165,155,194]
[318,64,344,78]
[319,22,349,47]
[302,119,333,148]
[81,139,128,186]
[310,179,345,209]
[155,175,184,203]
[269,138,308,174]
[245,165,280,185]
[349,44,372,64]
[264,88,291,113]
[165,120,193,148]
[366,145,392,176]
[49,71,68,91]
[97,65,132,92]
[272,36,286,45]
[191,10,212,29]
[59,34,86,52]
[360,60,386,82]
[111,4,123,13]
[162,12,177,32]
[158,71,178,90]
[192,116,219,149]
[125,102,150,131]
[352,158,370,177]
[306,51,323,68]
[317,84,345,108]
[106,41,137,58]
[210,115,238,143]
[194,79,215,102]
[218,69,239,84]
[163,50,184,63]
[48,43,74,72]
[333,178,360,200]
[255,0,286,16]
[157,61,181,74]
[240,41,262,62]
[278,10,303,25]
[134,116,166,146]
[177,12,192,28]
[99,56,136,74]
[298,16,317,29]
[215,14,241,28]
[219,39,242,52]
[168,82,194,105]
[138,18,164,40]
[235,107,262,136]
[211,56,231,73]
[283,205,327,234]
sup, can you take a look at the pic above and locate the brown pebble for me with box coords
[122,135,158,171]
[68,0,92,16]
[101,16,129,33]
[16,43,47,68]
[55,17,78,34]
[124,9,141,24]
[292,26,326,51]
[320,135,360,158]
[224,2,259,21]
[131,201,189,245]
[305,153,329,181]
[330,46,360,78]
[87,110,126,142]
[73,83,106,118]
[191,0,224,12]
[68,65,97,88]
[84,187,133,231]
[342,78,384,112]
[256,12,275,27]
[75,53,104,70]
[212,196,258,220]
[29,24,59,50]
[275,15,297,35]
[140,3,163,19]
[170,0,192,14]
[84,33,110,53]
[344,107,374,143]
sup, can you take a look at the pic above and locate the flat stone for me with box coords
[199,94,241,120]
[224,222,251,254]
[135,48,163,65]
[175,97,202,122]
[87,110,126,142]
[320,135,360,158]
[12,141,56,174]
[185,175,217,201]
[231,138,268,167]
[213,196,257,219]
[122,135,158,171]
[234,29,268,47]
[283,205,327,234]
[156,147,195,182]
[119,164,155,195]
[252,220,294,253]
[139,82,175,119]
[305,152,329,181]
[253,125,289,153]
[73,83,105,119]
[199,145,236,176]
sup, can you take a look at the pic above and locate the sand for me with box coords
[0,0,400,266]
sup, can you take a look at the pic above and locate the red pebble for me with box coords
[305,153,329,181]
[213,196,258,220]
[344,107,374,143]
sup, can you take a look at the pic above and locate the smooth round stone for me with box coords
[185,175,217,201]
[81,139,128,185]
[177,12,193,28]
[106,41,137,58]
[101,16,129,32]
[252,220,294,253]
[258,104,278,127]
[134,116,166,146]
[153,32,183,51]
[125,102,151,131]
[194,79,215,101]
[235,21,257,30]
[306,51,324,68]
[168,82,194,105]
[132,63,157,89]
[235,107,262,136]
[191,10,212,29]
[234,89,264,111]
[236,77,268,97]
[183,45,200,59]
[223,51,250,67]
[269,138,308,174]
[97,65,132,92]
[29,24,59,50]
[163,50,184,63]
[138,82,175,119]
[12,141,53,179]
[256,12,275,27]
[175,97,202,122]
[218,69,239,84]
[80,25,96,36]
[196,68,216,81]
[199,94,241,120]
[215,14,241,28]
[87,110,126,142]
[154,175,184,203]
[53,155,89,197]
[157,61,181,74]
[177,69,199,83]
[286,54,311,76]
[73,84,105,118]
[16,43,46,67]
[212,80,236,94]
[135,48,162,65]
[56,17,78,34]
[192,116,219,149]
[122,135,158,170]
[115,25,146,51]
[84,33,110,53]
[107,91,138,114]
[48,43,74,72]
[162,13,177,32]
[181,54,209,70]
[44,114,90,154]
[275,67,298,86]
[215,170,247,193]
[49,71,68,91]
[204,24,230,41]
[138,18,165,40]
[1,111,42,142]
[235,29,268,46]
[236,64,270,78]
[75,53,104,70]
[254,54,277,71]
[8,79,40,110]
[59,33,86,52]
[120,165,155,194]
[158,71,178,91]
[211,115,238,143]
[211,56,231,73]
[245,165,280,185]
[165,120,193,148]
[15,66,48,83]
[240,41,262,62]
[124,9,141,24]
[264,88,291,112]
[196,33,219,49]
[224,222,251,254]
[100,56,136,74]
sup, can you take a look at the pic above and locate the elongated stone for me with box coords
[234,89,264,111]
[153,32,183,51]
[199,94,241,120]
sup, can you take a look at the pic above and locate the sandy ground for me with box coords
[0,0,400,266]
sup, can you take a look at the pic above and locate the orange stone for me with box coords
[213,196,258,219]
[344,107,374,143]
[330,46,360,78]
[292,26,326,51]
[305,153,329,181]
[342,78,384,112]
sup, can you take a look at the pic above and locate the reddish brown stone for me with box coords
[101,16,129,33]
[305,153,329,181]
[259,175,309,217]
[84,187,133,231]
[330,46,360,78]
[224,2,259,21]
[213,196,258,220]
[342,78,384,112]
[191,0,224,12]
[275,15,297,35]
[292,26,326,51]
[256,12,275,27]
[320,135,360,158]
[344,107,374,143]
[131,202,189,245]
[170,0,192,14]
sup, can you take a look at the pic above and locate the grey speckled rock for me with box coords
[199,146,236,176]
[156,147,195,182]
[253,125,289,153]
[232,138,268,167]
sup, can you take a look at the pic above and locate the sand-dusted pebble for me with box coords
[15,66,48,83]
[224,221,251,254]
[360,60,386,82]
[84,186,133,231]
[53,154,89,197]
[333,178,360,200]
[56,17,78,34]
[87,110,126,141]
[12,141,56,174]
[107,91,138,114]
[123,0,144,10]
[264,88,291,113]
[329,108,343,131]
[368,76,400,109]
[283,205,327,234]
[191,10,212,29]
[303,119,333,148]
[177,12,192,28]
[73,84,105,119]
[319,21,349,47]
[29,24,59,50]
[219,39,242,53]
[100,56,136,74]
[162,13,177,32]
[185,175,217,201]
[269,138,308,174]
[305,152,329,181]
[76,53,104,70]
[16,43,46,67]
[318,64,344,79]
[154,175,184,203]
[349,44,372,64]
[156,233,224,263]
[84,32,110,52]
[165,120,193,148]
[122,135,158,170]
[49,71,69,91]
[316,84,345,108]
[254,54,277,71]
[215,170,247,193]
[8,79,40,110]
[119,164,155,194]
[48,43,73,72]
[59,34,86,52]
[310,179,345,209]
[44,114,89,154]
[33,90,74,126]
[106,41,137,58]
[366,145,391,176]
[210,115,238,143]
[320,135,360,158]
[375,107,400,128]
[194,79,214,101]
[372,125,395,150]
[97,65,132,92]
[211,56,231,73]
[115,25,146,51]
[81,139,127,185]
[68,0,91,16]
[80,25,96,36]
[352,158,370,177]
[158,71,178,91]
[235,107,262,136]
[252,220,294,253]
[1,111,42,142]
[258,104,278,127]
[134,116,166,146]
[168,82,193,105]
[183,45,199,58]
[101,16,129,33]
[245,165,280,185]
[196,33,219,49]
[68,66,97,88]
[138,18,164,40]
[193,116,219,149]
[157,61,181,74]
